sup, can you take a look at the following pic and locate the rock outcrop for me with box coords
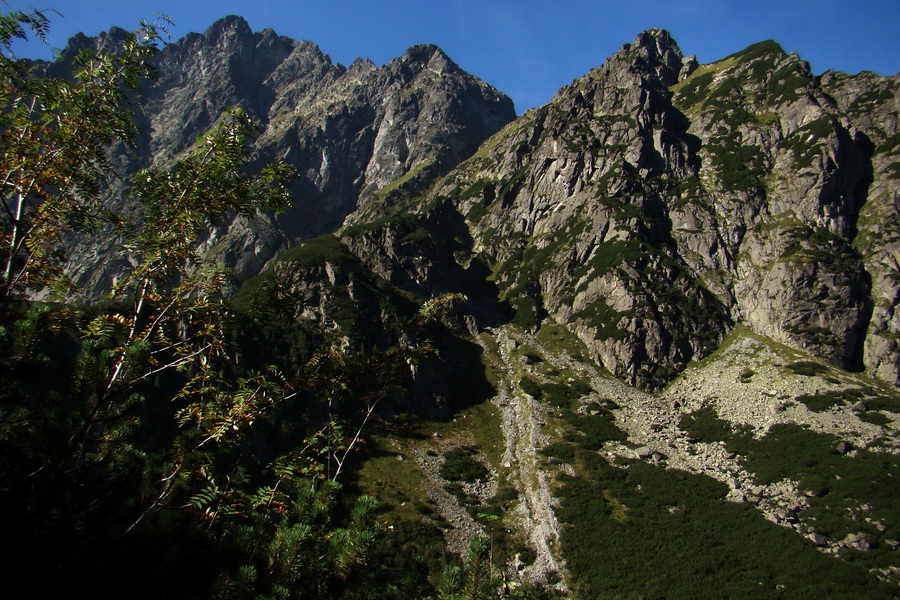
[418,30,898,389]
[57,23,900,390]
[58,16,515,296]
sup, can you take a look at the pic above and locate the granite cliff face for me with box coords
[60,23,900,391]
[400,29,897,390]
[60,16,515,294]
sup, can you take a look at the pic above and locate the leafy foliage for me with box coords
[679,406,900,575]
[0,11,472,597]
[437,536,502,600]
[0,10,161,295]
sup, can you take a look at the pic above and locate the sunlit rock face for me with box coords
[59,16,515,295]
[58,23,900,389]
[422,30,899,389]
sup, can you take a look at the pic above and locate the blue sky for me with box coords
[5,0,899,113]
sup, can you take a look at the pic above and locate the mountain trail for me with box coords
[477,327,568,589]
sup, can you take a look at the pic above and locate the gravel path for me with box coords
[488,328,566,586]
[413,446,486,555]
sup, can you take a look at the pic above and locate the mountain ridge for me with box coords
[21,17,900,596]
[55,20,900,389]
[56,15,515,295]
[401,28,898,389]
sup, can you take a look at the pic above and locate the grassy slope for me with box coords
[350,320,900,598]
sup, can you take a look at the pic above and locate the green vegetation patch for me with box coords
[511,295,542,330]
[340,211,420,238]
[858,412,892,426]
[572,238,644,283]
[795,388,865,412]
[672,70,716,111]
[451,177,496,202]
[373,157,436,201]
[277,233,357,269]
[669,54,740,113]
[537,354,894,597]
[671,40,786,117]
[887,161,900,180]
[464,201,488,223]
[680,407,754,455]
[356,442,433,517]
[439,446,490,483]
[399,226,430,245]
[540,380,592,410]
[785,360,832,377]
[556,455,893,600]
[748,425,900,546]
[728,40,785,65]
[535,319,592,363]
[875,132,900,156]
[540,441,577,463]
[561,410,626,449]
[598,195,643,222]
[519,376,543,399]
[235,232,422,346]
[520,347,544,364]
[859,389,900,414]
[778,117,834,170]
[234,234,363,317]
[495,223,594,329]
[797,384,899,422]
[767,63,810,104]
[570,235,727,385]
[572,296,632,341]
[672,176,706,210]
[705,139,766,192]
[557,378,897,597]
[680,405,900,571]
[848,86,895,116]
[742,424,839,486]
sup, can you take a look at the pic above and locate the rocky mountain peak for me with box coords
[617,28,687,86]
[399,43,459,74]
[53,25,131,65]
[99,25,130,46]
[347,56,377,75]
[630,28,679,56]
[289,39,335,70]
[203,14,253,42]
[49,20,900,393]
[417,28,900,391]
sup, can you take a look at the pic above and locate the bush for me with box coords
[439,447,490,483]
[795,389,864,412]
[519,377,543,399]
[680,407,753,454]
[555,457,894,599]
[785,360,830,377]
[541,382,584,409]
[541,442,577,463]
